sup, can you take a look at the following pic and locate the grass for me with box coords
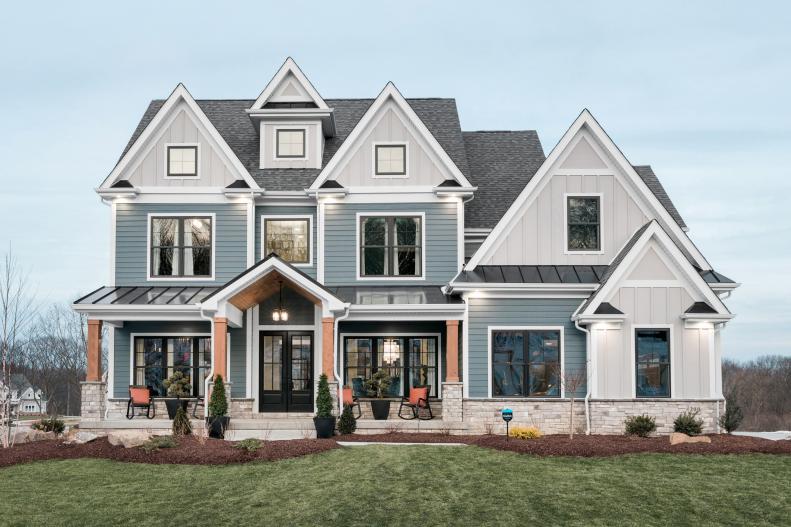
[1,446,790,526]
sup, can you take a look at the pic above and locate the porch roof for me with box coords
[74,286,218,306]
[329,286,462,305]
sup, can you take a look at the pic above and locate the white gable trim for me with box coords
[466,109,711,270]
[574,221,730,321]
[249,57,329,110]
[100,84,258,190]
[309,83,473,190]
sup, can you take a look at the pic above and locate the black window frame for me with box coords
[150,216,213,278]
[275,129,306,159]
[343,336,439,398]
[166,145,198,178]
[374,144,407,176]
[263,217,311,264]
[635,328,671,398]
[491,329,562,398]
[133,336,212,397]
[566,195,601,252]
[359,215,422,278]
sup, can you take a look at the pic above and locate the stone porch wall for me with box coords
[589,399,724,434]
[463,399,587,435]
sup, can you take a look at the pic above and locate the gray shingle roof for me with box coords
[633,165,687,229]
[462,131,545,229]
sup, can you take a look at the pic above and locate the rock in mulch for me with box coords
[64,431,100,445]
[108,431,151,449]
[14,430,58,444]
[670,432,712,445]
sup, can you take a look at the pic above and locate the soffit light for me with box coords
[272,279,289,322]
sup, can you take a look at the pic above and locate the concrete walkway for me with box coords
[733,431,791,441]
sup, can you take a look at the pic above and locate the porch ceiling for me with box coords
[228,271,321,311]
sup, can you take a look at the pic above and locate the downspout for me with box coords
[332,306,352,413]
[575,319,592,435]
[200,310,216,420]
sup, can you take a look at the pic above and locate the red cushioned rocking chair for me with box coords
[126,386,155,419]
[398,386,433,420]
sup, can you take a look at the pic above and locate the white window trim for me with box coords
[487,326,566,399]
[273,126,307,160]
[164,143,200,180]
[372,142,409,179]
[128,332,213,390]
[146,212,216,282]
[355,211,427,281]
[631,323,674,399]
[339,332,443,399]
[260,214,314,267]
[563,192,604,255]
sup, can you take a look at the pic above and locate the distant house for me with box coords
[0,374,48,415]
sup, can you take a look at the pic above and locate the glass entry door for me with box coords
[259,331,313,412]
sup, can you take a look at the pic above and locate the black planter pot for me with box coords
[207,416,230,439]
[164,399,189,420]
[370,399,391,420]
[313,416,336,439]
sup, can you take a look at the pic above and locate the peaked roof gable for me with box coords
[574,221,729,319]
[309,83,473,190]
[100,84,258,190]
[249,58,329,110]
[466,109,709,270]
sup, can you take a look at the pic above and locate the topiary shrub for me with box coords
[172,405,192,436]
[141,435,178,453]
[315,373,334,419]
[719,394,744,433]
[233,438,262,452]
[31,416,65,434]
[508,426,542,440]
[337,404,357,435]
[208,374,228,418]
[163,371,191,398]
[674,408,704,436]
[624,415,657,437]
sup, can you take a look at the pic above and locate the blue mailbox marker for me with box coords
[501,408,513,439]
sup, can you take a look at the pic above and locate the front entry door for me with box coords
[259,331,313,412]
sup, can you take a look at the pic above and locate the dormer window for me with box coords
[276,129,306,158]
[166,145,198,178]
[374,144,407,177]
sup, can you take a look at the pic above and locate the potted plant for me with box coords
[207,374,230,439]
[313,374,336,438]
[163,371,191,419]
[365,370,393,420]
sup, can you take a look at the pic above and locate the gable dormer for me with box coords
[247,58,335,170]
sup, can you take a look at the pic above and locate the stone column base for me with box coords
[80,381,106,421]
[327,380,339,416]
[441,382,463,422]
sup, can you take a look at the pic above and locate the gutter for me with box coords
[575,319,592,435]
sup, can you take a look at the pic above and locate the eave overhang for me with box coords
[245,108,337,137]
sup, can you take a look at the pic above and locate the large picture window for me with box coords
[567,196,601,251]
[635,328,670,397]
[491,329,561,397]
[360,216,422,277]
[150,216,212,278]
[344,336,437,398]
[133,336,211,397]
[263,217,311,264]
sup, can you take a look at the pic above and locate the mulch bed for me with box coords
[340,432,791,457]
[0,436,339,468]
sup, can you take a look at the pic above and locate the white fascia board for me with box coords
[100,83,258,191]
[72,304,202,321]
[308,83,473,190]
[466,109,711,271]
[249,57,329,110]
[710,283,741,291]
[574,222,730,319]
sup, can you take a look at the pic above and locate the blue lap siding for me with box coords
[466,297,587,398]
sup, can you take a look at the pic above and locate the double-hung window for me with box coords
[491,329,561,397]
[635,329,671,397]
[567,196,601,251]
[133,336,212,397]
[150,216,212,278]
[360,216,422,277]
[263,217,311,264]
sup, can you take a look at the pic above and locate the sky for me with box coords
[0,1,789,361]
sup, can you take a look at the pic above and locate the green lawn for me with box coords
[1,446,789,526]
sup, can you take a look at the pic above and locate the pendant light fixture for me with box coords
[272,279,289,322]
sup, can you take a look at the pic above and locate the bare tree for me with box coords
[0,251,36,447]
[553,365,587,439]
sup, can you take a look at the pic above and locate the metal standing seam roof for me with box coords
[329,286,462,305]
[74,286,219,306]
[454,265,609,284]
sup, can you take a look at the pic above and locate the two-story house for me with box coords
[74,58,737,434]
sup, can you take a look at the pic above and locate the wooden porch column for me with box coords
[445,320,460,382]
[213,317,228,381]
[322,317,335,378]
[86,319,103,381]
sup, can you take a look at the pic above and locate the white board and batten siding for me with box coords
[124,105,239,188]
